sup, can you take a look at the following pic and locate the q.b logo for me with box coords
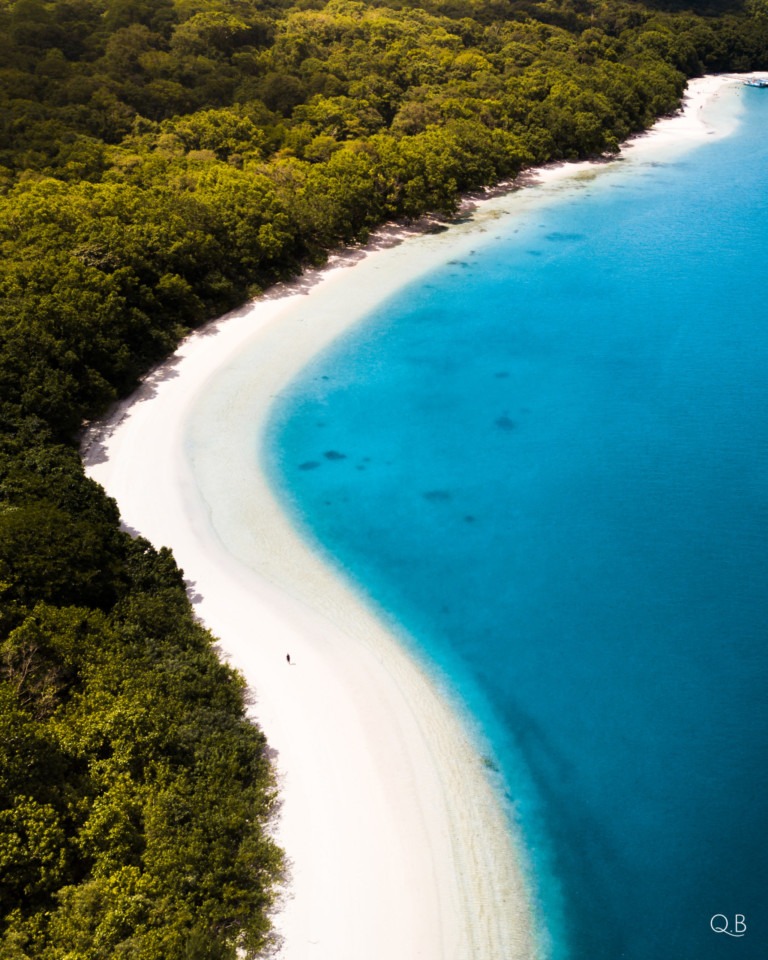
[710,914,746,938]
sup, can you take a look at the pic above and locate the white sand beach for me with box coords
[82,74,758,960]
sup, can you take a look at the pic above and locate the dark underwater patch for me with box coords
[422,490,452,502]
[545,232,585,242]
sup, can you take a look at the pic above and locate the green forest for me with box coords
[0,0,766,954]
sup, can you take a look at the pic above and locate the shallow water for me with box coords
[266,87,768,958]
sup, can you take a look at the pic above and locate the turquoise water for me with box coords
[265,88,768,958]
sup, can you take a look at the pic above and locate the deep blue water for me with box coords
[265,88,768,959]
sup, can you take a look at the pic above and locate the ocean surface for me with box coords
[265,86,768,959]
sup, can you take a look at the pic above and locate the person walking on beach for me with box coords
[286,653,291,665]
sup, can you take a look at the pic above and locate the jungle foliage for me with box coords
[1,0,767,955]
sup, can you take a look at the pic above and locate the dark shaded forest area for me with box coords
[1,0,766,956]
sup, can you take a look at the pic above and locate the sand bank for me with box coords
[82,75,756,960]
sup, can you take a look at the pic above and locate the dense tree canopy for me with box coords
[1,0,767,955]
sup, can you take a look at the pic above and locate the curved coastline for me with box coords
[82,74,754,960]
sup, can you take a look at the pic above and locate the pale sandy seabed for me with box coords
[82,74,764,960]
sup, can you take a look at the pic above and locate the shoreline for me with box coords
[82,74,755,960]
